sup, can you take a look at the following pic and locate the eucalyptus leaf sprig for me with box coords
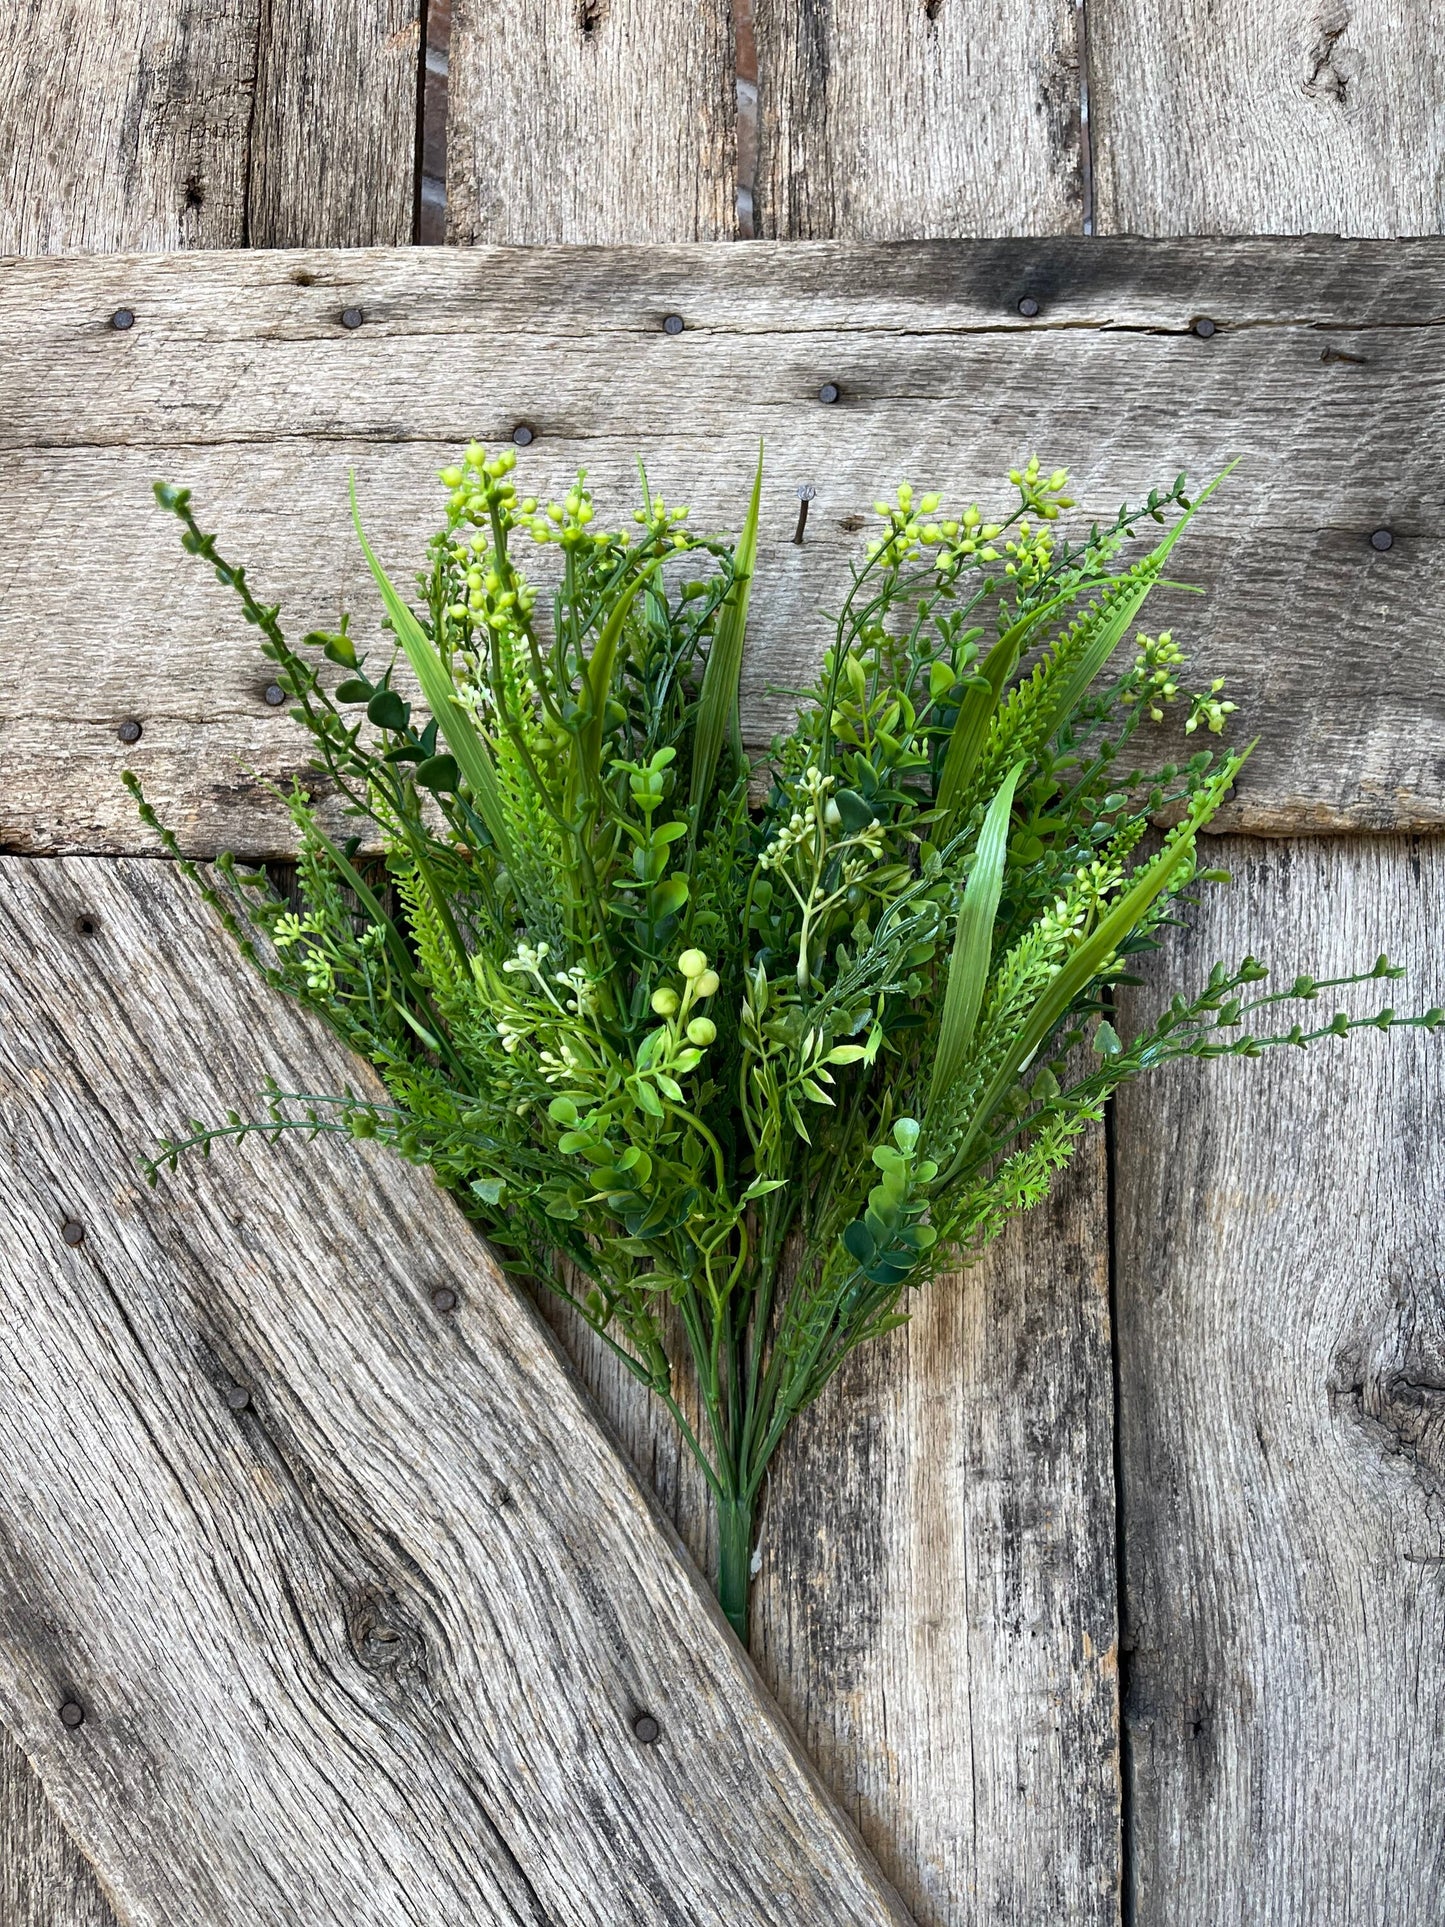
[132,447,1441,1641]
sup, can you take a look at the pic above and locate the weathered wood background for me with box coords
[1,2,1441,1923]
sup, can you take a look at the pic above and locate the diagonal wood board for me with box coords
[0,855,911,1927]
[2,239,1444,859]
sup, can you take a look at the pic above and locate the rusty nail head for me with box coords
[340,307,364,330]
[59,1701,85,1729]
[1017,296,1040,318]
[225,1385,251,1412]
[111,308,135,331]
[817,382,840,405]
[632,1713,660,1744]
[1194,317,1217,338]
[431,1286,458,1313]
[1370,528,1394,551]
[61,1220,86,1247]
[117,719,143,744]
[662,313,685,335]
[263,682,287,706]
[511,422,536,447]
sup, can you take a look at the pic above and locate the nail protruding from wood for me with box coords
[1370,528,1395,552]
[263,682,288,706]
[430,1286,458,1313]
[340,307,364,330]
[792,487,816,546]
[512,423,536,446]
[817,382,840,405]
[110,309,135,331]
[1017,295,1040,318]
[59,1701,85,1730]
[224,1385,252,1412]
[662,313,685,335]
[632,1714,661,1745]
[117,719,143,744]
[61,1220,86,1247]
[1193,317,1217,338]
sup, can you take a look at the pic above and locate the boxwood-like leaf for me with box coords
[415,753,461,792]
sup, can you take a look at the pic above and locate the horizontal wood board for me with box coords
[1115,837,1445,1920]
[0,855,910,1927]
[2,239,1442,858]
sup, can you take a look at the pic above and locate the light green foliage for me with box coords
[135,454,1442,1642]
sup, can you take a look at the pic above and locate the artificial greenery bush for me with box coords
[131,448,1439,1640]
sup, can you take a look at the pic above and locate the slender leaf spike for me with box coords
[690,445,762,844]
[928,762,1024,1115]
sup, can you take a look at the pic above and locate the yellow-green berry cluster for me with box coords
[650,947,721,1049]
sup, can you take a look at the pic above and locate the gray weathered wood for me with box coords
[0,854,911,1927]
[755,1135,1120,1926]
[752,0,1083,239]
[446,0,736,243]
[0,0,421,256]
[0,0,259,253]
[3,239,1442,857]
[0,1728,116,1927]
[1114,837,1445,1921]
[247,0,422,247]
[1089,0,1445,239]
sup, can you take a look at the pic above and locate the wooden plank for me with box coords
[754,1136,1120,1924]
[752,0,1083,239]
[0,0,260,252]
[0,1729,116,1927]
[0,0,420,255]
[2,239,1443,857]
[445,0,736,243]
[247,0,422,247]
[0,854,912,1927]
[1113,836,1445,1920]
[1089,0,1445,239]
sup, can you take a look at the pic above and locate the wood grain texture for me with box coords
[754,1135,1120,1926]
[1089,0,1445,238]
[0,0,421,256]
[752,0,1083,239]
[247,0,422,247]
[445,0,736,243]
[1114,837,1445,1922]
[3,240,1443,856]
[0,0,260,253]
[0,1728,117,1927]
[0,854,911,1927]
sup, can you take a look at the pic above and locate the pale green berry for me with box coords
[686,1018,717,1047]
[651,987,679,1016]
[678,949,708,979]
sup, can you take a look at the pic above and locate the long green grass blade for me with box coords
[690,447,762,836]
[944,744,1248,1180]
[576,558,667,802]
[349,477,516,870]
[927,762,1024,1115]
